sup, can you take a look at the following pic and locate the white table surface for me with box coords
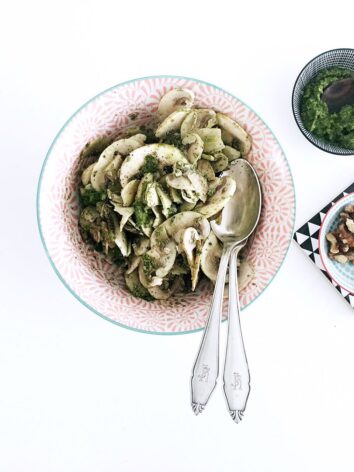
[1,1,354,471]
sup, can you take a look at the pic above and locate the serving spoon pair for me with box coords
[191,158,262,422]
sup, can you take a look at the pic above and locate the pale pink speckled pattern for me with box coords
[38,77,295,333]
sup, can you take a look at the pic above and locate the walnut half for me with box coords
[326,232,339,254]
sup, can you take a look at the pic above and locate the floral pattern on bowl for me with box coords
[37,76,295,334]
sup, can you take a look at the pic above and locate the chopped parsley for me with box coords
[162,132,184,149]
[141,154,159,174]
[130,284,154,301]
[142,254,157,276]
[80,187,106,206]
[133,200,153,227]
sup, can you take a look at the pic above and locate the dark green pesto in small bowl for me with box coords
[300,67,354,150]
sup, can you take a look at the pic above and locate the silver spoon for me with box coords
[322,77,354,113]
[191,159,262,421]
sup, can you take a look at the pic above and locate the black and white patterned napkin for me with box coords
[293,182,354,309]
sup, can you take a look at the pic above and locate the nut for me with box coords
[326,233,339,254]
[334,255,348,264]
[344,204,354,213]
[346,218,354,234]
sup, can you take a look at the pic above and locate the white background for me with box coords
[1,1,354,471]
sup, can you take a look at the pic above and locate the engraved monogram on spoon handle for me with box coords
[223,244,250,423]
[190,245,233,415]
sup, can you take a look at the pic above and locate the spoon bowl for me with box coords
[212,159,262,246]
[322,77,354,113]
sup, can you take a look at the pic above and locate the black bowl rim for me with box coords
[291,47,354,156]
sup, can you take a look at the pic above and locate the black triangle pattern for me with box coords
[297,223,310,236]
[309,213,321,226]
[293,182,354,310]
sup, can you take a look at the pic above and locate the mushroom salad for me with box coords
[78,88,255,300]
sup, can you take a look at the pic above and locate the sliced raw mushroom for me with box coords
[121,179,140,206]
[200,231,222,282]
[157,88,195,119]
[155,110,190,138]
[195,176,236,218]
[216,113,252,155]
[140,240,177,289]
[196,128,225,153]
[91,143,123,191]
[169,187,183,204]
[125,269,152,300]
[166,170,207,203]
[180,201,197,211]
[136,173,154,200]
[181,109,217,138]
[120,144,188,187]
[138,261,163,289]
[151,211,210,247]
[151,241,177,278]
[81,163,95,186]
[151,206,164,227]
[181,189,199,204]
[144,182,160,208]
[186,172,208,202]
[179,227,203,290]
[223,145,241,162]
[182,133,204,164]
[197,159,216,181]
[147,284,172,300]
[211,153,229,173]
[201,153,216,161]
[113,134,146,155]
[166,174,192,190]
[132,237,150,256]
[80,135,114,160]
[107,187,123,204]
[105,155,123,182]
[141,226,153,238]
[156,184,176,218]
[113,214,131,257]
[112,204,135,231]
[126,255,141,274]
[220,128,234,145]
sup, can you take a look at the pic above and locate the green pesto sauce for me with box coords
[130,284,154,301]
[141,154,159,174]
[162,132,185,149]
[80,187,106,206]
[133,200,153,227]
[142,253,156,275]
[300,67,354,149]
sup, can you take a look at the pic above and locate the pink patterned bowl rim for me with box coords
[37,75,296,335]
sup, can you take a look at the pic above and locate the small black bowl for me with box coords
[292,48,354,155]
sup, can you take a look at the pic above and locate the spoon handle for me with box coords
[191,246,231,415]
[223,245,250,423]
